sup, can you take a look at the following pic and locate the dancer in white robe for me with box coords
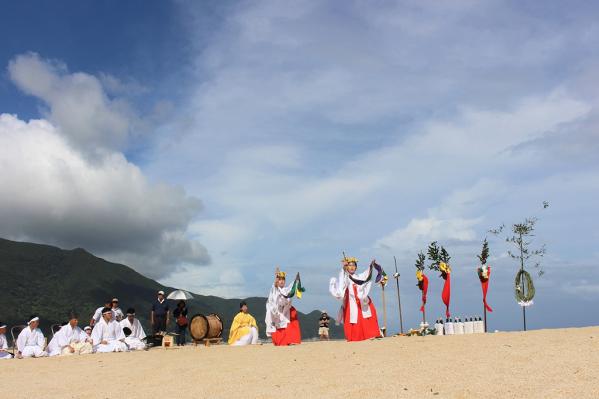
[47,312,93,356]
[265,268,302,346]
[120,308,146,350]
[0,322,13,359]
[329,257,381,341]
[91,307,128,353]
[16,316,47,358]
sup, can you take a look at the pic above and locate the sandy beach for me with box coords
[3,326,598,399]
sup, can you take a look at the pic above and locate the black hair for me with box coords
[177,300,186,307]
[67,310,79,320]
[240,301,247,309]
[126,308,135,315]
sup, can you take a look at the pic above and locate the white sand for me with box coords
[2,326,598,398]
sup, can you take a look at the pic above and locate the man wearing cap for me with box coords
[91,307,127,353]
[16,316,47,358]
[47,311,93,356]
[111,298,124,322]
[120,308,146,350]
[151,290,170,334]
[91,299,113,327]
[0,322,12,359]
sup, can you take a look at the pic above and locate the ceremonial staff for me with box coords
[380,276,387,337]
[393,256,404,334]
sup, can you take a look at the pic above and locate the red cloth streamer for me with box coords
[419,274,429,313]
[441,273,451,317]
[481,266,493,312]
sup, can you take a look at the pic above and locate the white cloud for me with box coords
[8,52,135,156]
[0,112,208,279]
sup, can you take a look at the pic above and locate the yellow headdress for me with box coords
[276,271,286,279]
[343,257,358,265]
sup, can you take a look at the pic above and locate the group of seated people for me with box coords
[0,301,147,359]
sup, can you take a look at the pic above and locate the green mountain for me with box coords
[0,238,342,341]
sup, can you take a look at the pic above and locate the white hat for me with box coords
[84,326,92,331]
[158,290,165,295]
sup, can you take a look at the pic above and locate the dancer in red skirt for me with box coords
[265,268,302,346]
[329,257,382,341]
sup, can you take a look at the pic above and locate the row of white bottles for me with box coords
[434,317,485,335]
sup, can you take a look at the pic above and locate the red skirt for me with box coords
[343,286,381,342]
[271,306,302,346]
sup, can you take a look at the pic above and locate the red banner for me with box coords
[441,273,451,317]
[481,266,493,312]
[419,274,429,313]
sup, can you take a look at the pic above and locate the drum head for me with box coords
[207,314,223,338]
[188,314,208,341]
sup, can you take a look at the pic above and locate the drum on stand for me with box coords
[189,314,223,342]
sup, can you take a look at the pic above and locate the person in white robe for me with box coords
[0,322,13,359]
[16,316,47,358]
[111,298,124,322]
[47,312,93,356]
[120,308,146,350]
[82,326,93,343]
[91,307,128,353]
[265,268,302,346]
[265,269,294,336]
[90,299,113,327]
[329,257,381,341]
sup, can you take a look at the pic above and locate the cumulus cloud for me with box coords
[1,54,210,279]
[8,52,134,156]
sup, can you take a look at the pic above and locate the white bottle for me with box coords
[444,317,454,335]
[464,317,474,334]
[455,317,464,334]
[478,316,486,333]
[435,318,444,335]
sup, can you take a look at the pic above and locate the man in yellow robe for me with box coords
[228,301,259,346]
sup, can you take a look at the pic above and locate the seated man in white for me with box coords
[91,307,128,353]
[0,321,13,359]
[228,301,259,346]
[82,325,93,343]
[47,311,93,356]
[120,308,146,350]
[90,299,113,327]
[16,315,47,358]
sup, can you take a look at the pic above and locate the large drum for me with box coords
[189,313,223,341]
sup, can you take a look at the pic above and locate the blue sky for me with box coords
[1,0,598,333]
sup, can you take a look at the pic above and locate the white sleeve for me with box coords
[16,330,26,352]
[329,269,346,299]
[354,265,371,281]
[137,320,146,340]
[93,308,102,323]
[91,324,102,345]
[36,330,45,348]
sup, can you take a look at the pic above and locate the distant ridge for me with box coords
[0,238,343,339]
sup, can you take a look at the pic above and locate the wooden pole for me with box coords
[381,283,387,337]
[483,306,487,333]
[393,256,404,334]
